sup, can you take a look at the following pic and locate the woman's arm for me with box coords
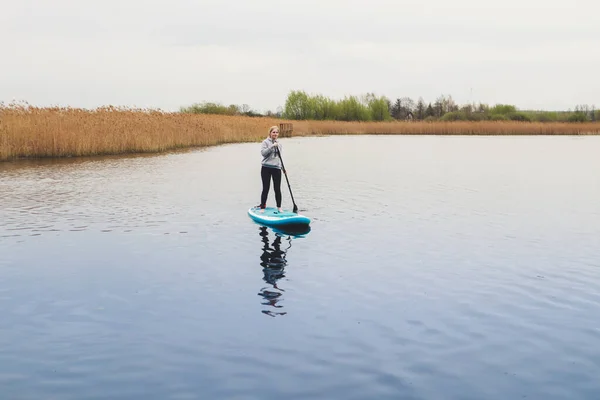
[261,140,274,157]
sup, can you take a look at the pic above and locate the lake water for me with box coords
[1,135,600,399]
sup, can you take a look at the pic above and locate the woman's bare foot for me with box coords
[277,207,283,213]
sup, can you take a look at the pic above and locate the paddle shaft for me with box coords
[275,145,298,213]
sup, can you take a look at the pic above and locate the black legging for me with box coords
[260,166,282,208]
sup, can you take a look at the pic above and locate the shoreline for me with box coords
[1,106,599,162]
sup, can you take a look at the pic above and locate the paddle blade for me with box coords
[293,204,298,213]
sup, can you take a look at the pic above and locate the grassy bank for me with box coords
[0,104,283,161]
[1,104,599,161]
[292,120,600,136]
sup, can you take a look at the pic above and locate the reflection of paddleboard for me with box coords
[271,224,311,237]
[248,206,311,228]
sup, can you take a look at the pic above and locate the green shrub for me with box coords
[441,111,468,121]
[507,112,532,122]
[568,112,588,122]
[534,112,559,122]
[489,104,517,115]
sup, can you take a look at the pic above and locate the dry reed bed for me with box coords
[292,120,600,136]
[1,105,599,161]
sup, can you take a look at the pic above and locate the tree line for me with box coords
[179,102,271,118]
[281,90,599,123]
[180,91,599,123]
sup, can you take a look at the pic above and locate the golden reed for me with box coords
[1,104,599,161]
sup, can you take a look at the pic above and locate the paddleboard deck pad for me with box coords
[248,206,311,227]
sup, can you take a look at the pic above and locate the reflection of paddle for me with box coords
[275,145,298,214]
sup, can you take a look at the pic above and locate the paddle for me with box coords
[274,144,298,214]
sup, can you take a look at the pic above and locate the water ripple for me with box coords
[2,136,600,399]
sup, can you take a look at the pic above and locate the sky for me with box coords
[1,0,599,113]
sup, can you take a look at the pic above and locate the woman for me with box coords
[259,126,284,213]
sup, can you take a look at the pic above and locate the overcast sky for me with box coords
[1,0,599,112]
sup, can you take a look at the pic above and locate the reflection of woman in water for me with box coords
[258,226,291,317]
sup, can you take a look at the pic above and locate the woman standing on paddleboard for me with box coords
[259,126,284,213]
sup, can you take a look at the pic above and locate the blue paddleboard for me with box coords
[248,206,311,227]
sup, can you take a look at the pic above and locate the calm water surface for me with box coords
[1,135,600,399]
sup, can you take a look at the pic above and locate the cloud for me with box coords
[1,0,599,111]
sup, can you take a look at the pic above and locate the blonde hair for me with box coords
[269,125,279,136]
